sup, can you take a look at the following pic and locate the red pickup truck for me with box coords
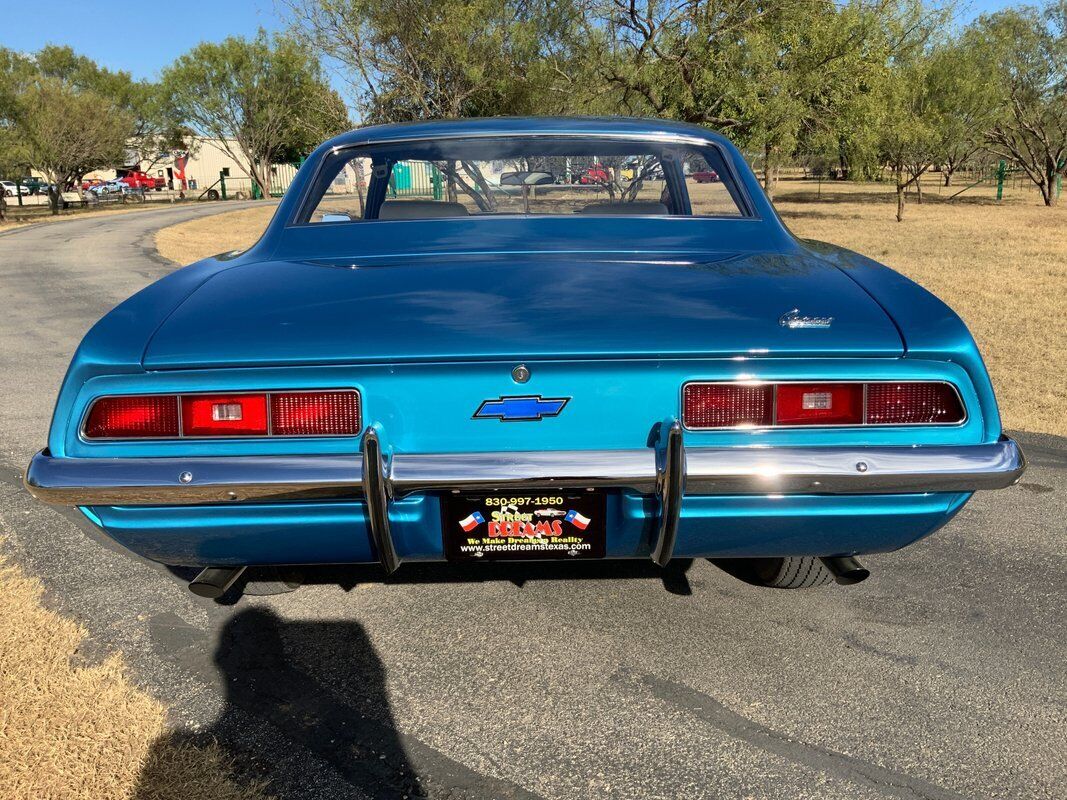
[689,169,720,183]
[120,171,164,190]
[576,163,610,184]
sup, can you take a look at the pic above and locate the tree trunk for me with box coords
[838,147,849,181]
[915,176,923,205]
[461,161,497,211]
[762,143,775,200]
[255,164,273,199]
[48,186,61,215]
[353,161,366,216]
[439,163,492,212]
[0,192,6,222]
[1044,165,1057,207]
[895,170,905,223]
[943,168,953,187]
[446,161,458,203]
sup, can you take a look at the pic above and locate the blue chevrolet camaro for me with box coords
[25,117,1025,597]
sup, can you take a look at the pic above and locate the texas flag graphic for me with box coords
[565,510,591,530]
[459,511,485,532]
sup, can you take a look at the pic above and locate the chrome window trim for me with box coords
[289,133,758,225]
[680,380,969,432]
[78,388,362,443]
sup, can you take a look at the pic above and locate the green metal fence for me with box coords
[270,163,300,197]
[387,161,443,200]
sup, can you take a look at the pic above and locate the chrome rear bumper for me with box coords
[24,428,1024,571]
[24,434,1026,506]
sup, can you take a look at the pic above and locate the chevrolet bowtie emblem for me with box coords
[473,395,570,422]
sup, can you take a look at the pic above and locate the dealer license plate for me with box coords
[441,491,607,561]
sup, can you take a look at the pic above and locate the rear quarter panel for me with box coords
[803,239,1003,443]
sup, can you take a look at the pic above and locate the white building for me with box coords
[85,138,302,197]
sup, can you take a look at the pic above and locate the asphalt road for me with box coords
[1,205,1064,800]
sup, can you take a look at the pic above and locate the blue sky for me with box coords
[0,0,1026,87]
[0,0,285,81]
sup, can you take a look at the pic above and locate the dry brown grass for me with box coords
[767,180,1066,436]
[0,550,271,800]
[155,205,277,264]
[155,180,1066,435]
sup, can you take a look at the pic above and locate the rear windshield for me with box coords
[294,136,749,224]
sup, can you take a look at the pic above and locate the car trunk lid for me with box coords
[142,251,902,368]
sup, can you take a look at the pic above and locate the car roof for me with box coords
[319,116,733,151]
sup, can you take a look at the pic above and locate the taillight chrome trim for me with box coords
[681,380,967,431]
[80,389,362,442]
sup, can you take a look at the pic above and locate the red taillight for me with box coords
[271,391,361,436]
[683,383,773,428]
[83,389,361,440]
[181,393,268,436]
[84,395,179,439]
[866,382,964,425]
[775,383,864,426]
[682,381,963,429]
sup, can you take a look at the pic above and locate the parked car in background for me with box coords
[96,180,128,195]
[577,163,610,184]
[19,177,51,195]
[82,180,118,198]
[689,169,720,183]
[23,117,1025,599]
[1,180,31,197]
[120,171,164,191]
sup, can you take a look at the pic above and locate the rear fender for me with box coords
[803,240,1002,442]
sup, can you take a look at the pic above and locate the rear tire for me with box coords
[752,557,834,589]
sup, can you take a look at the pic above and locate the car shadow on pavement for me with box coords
[139,558,700,799]
[166,557,698,604]
[178,557,699,602]
[132,607,427,799]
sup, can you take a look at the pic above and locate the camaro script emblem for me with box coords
[779,308,833,329]
[473,395,569,421]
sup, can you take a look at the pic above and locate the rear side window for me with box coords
[295,137,749,224]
